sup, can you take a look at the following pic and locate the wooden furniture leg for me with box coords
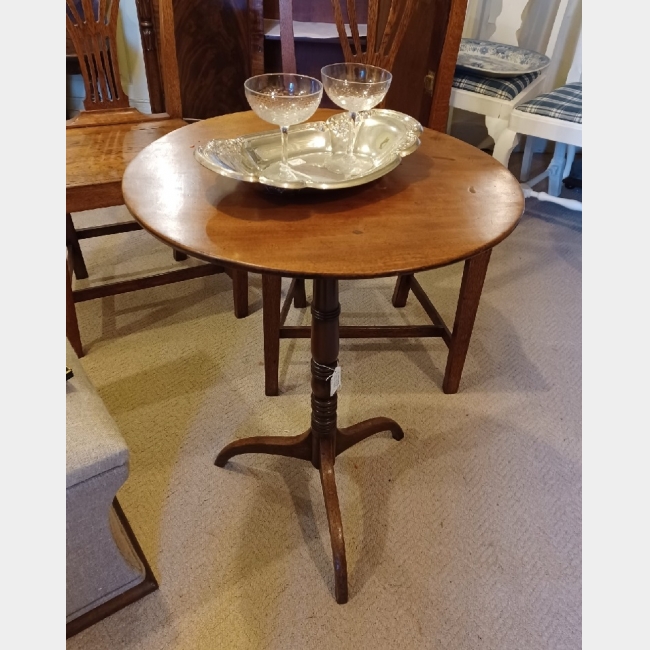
[216,277,404,603]
[293,278,307,308]
[391,274,412,308]
[230,268,249,318]
[66,213,89,280]
[262,274,282,396]
[336,417,404,455]
[443,248,492,394]
[319,436,348,603]
[66,261,84,358]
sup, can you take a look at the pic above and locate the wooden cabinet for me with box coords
[171,0,253,119]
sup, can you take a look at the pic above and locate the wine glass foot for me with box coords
[263,161,304,183]
[324,153,375,178]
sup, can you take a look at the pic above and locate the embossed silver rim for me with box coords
[194,109,423,190]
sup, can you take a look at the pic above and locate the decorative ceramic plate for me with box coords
[456,38,550,78]
[194,109,423,190]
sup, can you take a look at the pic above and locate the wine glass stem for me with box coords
[280,125,289,167]
[347,111,360,156]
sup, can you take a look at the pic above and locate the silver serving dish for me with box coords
[194,109,423,190]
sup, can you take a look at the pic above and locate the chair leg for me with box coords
[492,128,520,170]
[391,274,412,307]
[231,268,249,318]
[173,249,188,261]
[443,249,492,394]
[485,116,509,147]
[293,278,307,308]
[547,142,568,196]
[66,213,89,280]
[563,145,577,182]
[262,274,282,396]
[66,261,83,358]
[520,136,537,181]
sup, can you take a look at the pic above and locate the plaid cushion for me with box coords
[452,70,541,101]
[515,82,582,124]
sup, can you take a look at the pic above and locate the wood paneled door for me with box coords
[165,0,254,119]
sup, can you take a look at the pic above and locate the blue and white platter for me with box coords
[456,39,550,78]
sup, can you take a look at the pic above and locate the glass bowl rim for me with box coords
[244,73,323,98]
[320,62,393,86]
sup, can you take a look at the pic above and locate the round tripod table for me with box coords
[122,109,523,603]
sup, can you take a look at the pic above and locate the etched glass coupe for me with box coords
[320,63,392,176]
[244,73,323,183]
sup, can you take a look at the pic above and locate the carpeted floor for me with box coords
[67,181,581,649]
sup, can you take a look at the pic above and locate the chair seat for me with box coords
[514,82,582,124]
[452,70,541,101]
[66,118,187,212]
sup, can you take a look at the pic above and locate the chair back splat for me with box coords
[276,0,416,73]
[331,0,416,70]
[66,0,130,112]
[66,0,182,126]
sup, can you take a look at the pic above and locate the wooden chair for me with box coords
[66,0,248,358]
[254,0,471,396]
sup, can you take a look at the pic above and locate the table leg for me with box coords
[215,429,312,466]
[319,434,347,603]
[443,248,492,394]
[215,277,404,603]
[391,274,412,308]
[309,277,348,601]
[337,417,404,455]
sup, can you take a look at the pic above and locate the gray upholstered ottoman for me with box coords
[66,341,157,637]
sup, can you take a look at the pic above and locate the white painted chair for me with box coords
[493,24,582,211]
[449,0,573,148]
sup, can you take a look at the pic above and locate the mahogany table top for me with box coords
[122,109,523,279]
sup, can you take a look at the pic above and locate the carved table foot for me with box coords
[336,417,404,456]
[318,435,347,602]
[215,430,312,467]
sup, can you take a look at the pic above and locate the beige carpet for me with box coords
[67,190,581,649]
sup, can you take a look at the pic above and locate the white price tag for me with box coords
[330,365,342,396]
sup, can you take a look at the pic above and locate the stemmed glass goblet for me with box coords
[244,73,323,183]
[320,63,392,176]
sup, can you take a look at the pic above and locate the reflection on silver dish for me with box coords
[194,109,423,190]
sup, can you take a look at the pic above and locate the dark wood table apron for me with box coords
[122,109,524,603]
